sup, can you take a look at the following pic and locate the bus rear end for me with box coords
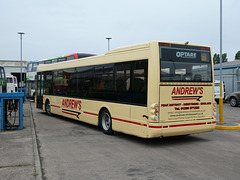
[0,66,7,93]
[150,42,216,137]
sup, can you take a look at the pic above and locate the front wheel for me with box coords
[100,109,114,135]
[45,101,52,116]
[230,97,238,107]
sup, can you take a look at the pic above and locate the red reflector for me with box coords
[159,43,171,47]
[3,86,6,93]
[200,47,211,51]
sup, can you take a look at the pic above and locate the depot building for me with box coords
[0,60,28,87]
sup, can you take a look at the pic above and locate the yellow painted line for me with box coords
[216,123,240,130]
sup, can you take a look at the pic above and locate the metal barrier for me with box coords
[0,92,24,130]
[18,88,26,102]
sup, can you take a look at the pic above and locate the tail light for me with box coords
[200,47,211,51]
[159,42,171,47]
[213,101,217,117]
[150,103,159,121]
[2,85,6,93]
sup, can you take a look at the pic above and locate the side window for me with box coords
[115,62,131,92]
[93,66,103,91]
[132,60,148,105]
[58,57,66,62]
[7,77,13,83]
[66,68,77,97]
[103,64,114,91]
[43,71,53,95]
[66,56,75,60]
[53,70,64,96]
[77,67,94,98]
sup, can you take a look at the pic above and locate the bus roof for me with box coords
[37,41,211,72]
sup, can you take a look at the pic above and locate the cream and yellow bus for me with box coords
[36,41,216,138]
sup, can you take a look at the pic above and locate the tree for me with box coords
[213,53,228,64]
[235,51,240,60]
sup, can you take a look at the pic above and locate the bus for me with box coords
[6,75,18,93]
[0,66,7,93]
[36,41,216,138]
[26,53,96,99]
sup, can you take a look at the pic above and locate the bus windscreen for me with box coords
[160,45,212,82]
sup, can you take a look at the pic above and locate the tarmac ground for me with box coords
[0,100,41,180]
[0,100,239,179]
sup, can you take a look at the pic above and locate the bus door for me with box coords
[36,73,43,108]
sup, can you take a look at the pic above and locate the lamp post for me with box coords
[106,37,112,51]
[219,0,223,124]
[18,32,24,92]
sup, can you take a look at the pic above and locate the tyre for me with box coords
[45,101,52,116]
[100,109,114,135]
[229,97,238,107]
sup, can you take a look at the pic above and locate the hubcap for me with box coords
[46,103,51,113]
[230,98,236,106]
[102,113,111,130]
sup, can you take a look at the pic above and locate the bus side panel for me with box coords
[129,105,148,138]
[44,96,99,126]
[43,95,154,138]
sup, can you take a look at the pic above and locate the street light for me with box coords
[18,32,24,92]
[106,37,112,51]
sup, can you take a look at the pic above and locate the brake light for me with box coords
[159,43,171,47]
[2,85,6,93]
[150,103,159,121]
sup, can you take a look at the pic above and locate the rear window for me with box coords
[160,44,212,82]
[7,77,13,83]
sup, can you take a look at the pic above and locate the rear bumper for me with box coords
[147,119,216,138]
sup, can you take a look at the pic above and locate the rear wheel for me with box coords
[230,97,238,107]
[45,101,52,116]
[100,109,114,135]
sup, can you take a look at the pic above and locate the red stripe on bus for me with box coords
[149,122,214,129]
[83,111,98,116]
[172,98,198,100]
[83,111,147,127]
[62,111,76,116]
[169,122,206,128]
[51,105,60,108]
[112,117,147,127]
[149,126,163,128]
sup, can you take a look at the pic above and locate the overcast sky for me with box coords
[1,0,239,62]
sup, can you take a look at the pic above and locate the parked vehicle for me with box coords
[214,80,225,103]
[228,91,240,107]
[6,75,18,93]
